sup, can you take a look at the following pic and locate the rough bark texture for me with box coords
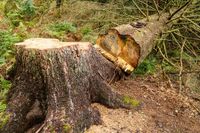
[1,38,134,133]
[96,13,170,73]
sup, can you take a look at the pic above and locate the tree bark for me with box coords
[1,38,134,133]
[96,13,170,73]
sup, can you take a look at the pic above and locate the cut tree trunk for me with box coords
[1,38,136,133]
[96,13,170,73]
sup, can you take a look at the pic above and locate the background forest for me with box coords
[0,0,199,131]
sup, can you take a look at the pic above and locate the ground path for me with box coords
[86,76,200,133]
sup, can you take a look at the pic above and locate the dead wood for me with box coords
[1,38,136,133]
[96,13,170,73]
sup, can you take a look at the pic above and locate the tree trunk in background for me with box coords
[96,13,170,73]
[1,38,134,133]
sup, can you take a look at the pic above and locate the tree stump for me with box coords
[1,38,136,133]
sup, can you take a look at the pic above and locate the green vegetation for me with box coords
[49,21,77,34]
[134,56,157,75]
[123,96,140,107]
[157,0,200,73]
[4,0,36,26]
[80,26,95,41]
[47,21,77,39]
[0,30,21,65]
[0,76,11,129]
[0,112,10,129]
[0,76,11,101]
[63,124,72,132]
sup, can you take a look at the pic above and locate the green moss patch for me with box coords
[63,124,71,133]
[0,112,10,129]
[123,96,140,107]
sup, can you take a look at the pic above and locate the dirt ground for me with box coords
[85,76,200,133]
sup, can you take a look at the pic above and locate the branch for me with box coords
[168,0,192,20]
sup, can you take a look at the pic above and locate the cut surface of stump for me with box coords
[1,38,137,133]
[96,13,170,73]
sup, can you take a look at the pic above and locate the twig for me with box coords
[163,69,174,90]
[108,66,118,84]
[161,0,172,13]
[168,0,192,20]
[170,33,182,48]
[166,70,200,74]
[166,15,182,24]
[152,0,160,18]
[131,0,149,20]
[179,39,186,94]
[190,102,200,115]
[146,0,149,20]
[137,0,156,11]
[183,16,200,30]
[35,122,46,133]
[158,46,178,69]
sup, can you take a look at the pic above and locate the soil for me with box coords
[85,76,200,133]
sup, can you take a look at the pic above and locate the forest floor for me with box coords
[86,76,200,133]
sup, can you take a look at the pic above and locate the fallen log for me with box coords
[96,13,169,73]
[1,38,138,133]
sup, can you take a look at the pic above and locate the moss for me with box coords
[30,50,36,60]
[123,96,140,107]
[0,112,10,129]
[63,124,71,133]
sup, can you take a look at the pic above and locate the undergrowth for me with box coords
[0,30,21,66]
[0,76,11,128]
[47,21,77,39]
[0,76,10,113]
[4,0,36,26]
[156,0,200,92]
[0,30,17,125]
[133,55,158,75]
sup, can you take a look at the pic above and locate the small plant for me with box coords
[161,61,178,73]
[0,30,21,66]
[49,21,77,33]
[21,0,36,18]
[0,75,11,101]
[0,76,11,91]
[81,26,92,36]
[80,26,96,41]
[0,112,10,129]
[47,21,77,38]
[123,96,140,107]
[63,124,71,132]
[4,0,36,26]
[133,56,157,75]
[0,76,11,129]
[0,1,6,12]
[0,102,6,112]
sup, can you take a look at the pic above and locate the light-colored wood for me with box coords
[15,38,90,50]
